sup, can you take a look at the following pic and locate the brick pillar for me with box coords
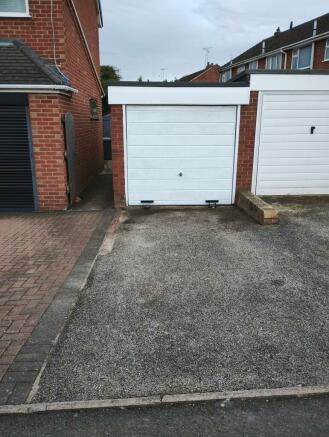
[236,91,259,192]
[111,105,126,208]
[29,94,68,211]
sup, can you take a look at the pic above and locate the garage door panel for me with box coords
[129,179,233,191]
[127,107,236,123]
[126,105,236,205]
[261,134,329,143]
[256,92,329,195]
[258,179,329,189]
[259,148,329,158]
[262,117,329,127]
[262,109,329,119]
[127,134,235,147]
[258,172,329,182]
[257,187,329,195]
[129,157,234,169]
[129,168,234,180]
[264,93,329,102]
[128,122,236,135]
[258,164,329,175]
[263,101,329,111]
[262,125,329,135]
[128,190,233,205]
[259,157,329,166]
[128,146,234,158]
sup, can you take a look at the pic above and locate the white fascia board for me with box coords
[0,84,77,93]
[250,74,329,91]
[108,86,250,105]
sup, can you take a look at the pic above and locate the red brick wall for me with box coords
[62,0,103,195]
[191,65,220,83]
[258,58,266,69]
[0,0,103,209]
[111,105,126,208]
[73,0,100,70]
[29,94,68,211]
[313,39,329,69]
[236,91,259,192]
[0,0,65,65]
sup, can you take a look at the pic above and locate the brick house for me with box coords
[180,13,329,84]
[0,0,104,211]
[179,63,220,83]
[221,13,329,81]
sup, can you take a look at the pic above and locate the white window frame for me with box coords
[266,53,282,70]
[324,38,329,61]
[249,60,258,70]
[291,44,313,70]
[222,69,232,82]
[0,0,30,17]
[237,65,245,74]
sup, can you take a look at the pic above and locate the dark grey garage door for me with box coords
[0,96,35,211]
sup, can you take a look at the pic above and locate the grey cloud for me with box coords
[100,0,328,80]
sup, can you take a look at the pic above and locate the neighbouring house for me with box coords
[221,13,329,81]
[179,63,220,83]
[108,70,329,208]
[0,0,104,211]
[181,13,329,83]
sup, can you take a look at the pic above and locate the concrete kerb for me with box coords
[1,385,329,416]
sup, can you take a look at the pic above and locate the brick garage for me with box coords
[108,71,329,207]
[0,0,104,211]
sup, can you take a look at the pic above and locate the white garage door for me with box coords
[255,92,329,195]
[126,105,237,205]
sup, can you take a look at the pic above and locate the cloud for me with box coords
[100,0,329,80]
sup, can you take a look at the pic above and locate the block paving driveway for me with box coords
[0,211,103,402]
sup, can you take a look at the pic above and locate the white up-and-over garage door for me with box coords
[255,92,329,195]
[126,105,238,205]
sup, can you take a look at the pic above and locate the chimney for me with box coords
[313,19,318,36]
[274,27,281,36]
[290,21,293,30]
[262,40,266,54]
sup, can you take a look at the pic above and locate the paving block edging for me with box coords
[0,210,116,406]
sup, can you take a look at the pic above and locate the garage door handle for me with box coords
[178,172,183,177]
[310,126,316,134]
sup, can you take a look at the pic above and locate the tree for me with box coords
[101,66,121,113]
[137,76,143,82]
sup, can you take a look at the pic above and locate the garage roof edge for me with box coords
[109,81,249,88]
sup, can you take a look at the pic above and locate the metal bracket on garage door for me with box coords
[206,200,219,208]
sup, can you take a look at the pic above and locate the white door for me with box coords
[255,92,329,195]
[126,105,237,205]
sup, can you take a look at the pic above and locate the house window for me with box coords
[89,98,98,120]
[292,45,312,69]
[249,60,258,70]
[325,39,329,61]
[237,65,245,74]
[266,53,282,70]
[0,0,29,16]
[222,69,232,82]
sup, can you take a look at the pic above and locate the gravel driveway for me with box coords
[34,199,329,402]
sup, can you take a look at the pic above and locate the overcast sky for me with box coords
[100,1,328,81]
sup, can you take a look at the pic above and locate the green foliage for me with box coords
[101,66,121,114]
